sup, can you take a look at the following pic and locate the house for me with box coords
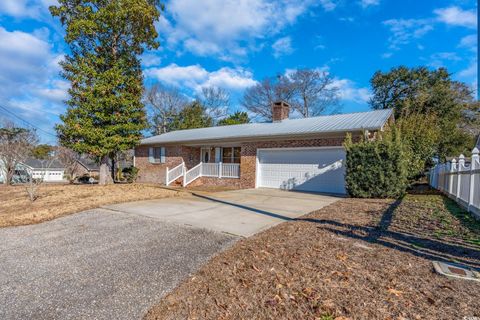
[75,157,100,178]
[22,159,66,182]
[135,102,393,195]
[0,160,31,184]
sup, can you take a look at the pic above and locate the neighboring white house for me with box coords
[22,159,66,182]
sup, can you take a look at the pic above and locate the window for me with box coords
[149,147,165,163]
[222,147,241,163]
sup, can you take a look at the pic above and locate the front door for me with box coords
[201,148,212,163]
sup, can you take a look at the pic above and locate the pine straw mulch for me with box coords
[145,192,480,320]
[0,183,180,228]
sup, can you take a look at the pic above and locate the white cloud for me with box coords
[435,6,477,29]
[428,52,461,68]
[383,18,434,50]
[359,0,380,9]
[0,0,57,20]
[272,36,294,58]
[141,53,162,67]
[145,64,257,93]
[158,0,318,59]
[459,34,477,51]
[458,61,477,78]
[0,27,65,141]
[331,79,371,104]
[340,17,355,22]
[319,0,337,12]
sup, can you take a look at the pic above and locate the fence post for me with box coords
[448,161,454,195]
[469,148,479,212]
[165,167,169,185]
[218,161,222,178]
[456,155,464,200]
[182,164,187,187]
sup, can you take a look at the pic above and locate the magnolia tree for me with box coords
[51,0,163,185]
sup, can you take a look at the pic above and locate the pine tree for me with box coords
[51,0,162,184]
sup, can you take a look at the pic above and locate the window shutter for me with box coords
[148,147,154,163]
[160,147,166,163]
[215,147,221,163]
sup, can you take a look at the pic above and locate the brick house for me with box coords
[135,102,393,195]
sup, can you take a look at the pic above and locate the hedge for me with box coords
[344,130,408,198]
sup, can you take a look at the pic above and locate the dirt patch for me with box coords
[145,193,480,320]
[0,183,179,227]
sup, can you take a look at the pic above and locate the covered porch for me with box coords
[166,145,241,186]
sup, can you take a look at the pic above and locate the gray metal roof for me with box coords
[77,157,100,171]
[23,158,65,170]
[141,109,393,145]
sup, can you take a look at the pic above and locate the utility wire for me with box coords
[0,104,58,138]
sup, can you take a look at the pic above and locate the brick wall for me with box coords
[135,145,200,183]
[135,136,353,188]
[239,137,346,189]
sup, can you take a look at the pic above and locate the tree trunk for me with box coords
[110,155,115,182]
[99,156,113,185]
[5,167,13,186]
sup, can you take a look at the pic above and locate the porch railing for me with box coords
[180,162,240,187]
[183,162,202,186]
[221,163,240,178]
[166,162,184,185]
[202,163,220,177]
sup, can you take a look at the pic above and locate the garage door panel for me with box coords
[257,148,346,194]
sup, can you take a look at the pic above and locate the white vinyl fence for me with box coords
[429,147,480,218]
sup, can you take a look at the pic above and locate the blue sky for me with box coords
[0,0,477,143]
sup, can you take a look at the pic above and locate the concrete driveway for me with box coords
[0,188,338,319]
[105,188,340,237]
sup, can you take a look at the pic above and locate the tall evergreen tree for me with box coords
[51,0,162,184]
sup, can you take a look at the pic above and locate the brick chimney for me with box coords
[271,101,290,122]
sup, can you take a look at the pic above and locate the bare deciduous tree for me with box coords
[242,70,340,120]
[241,76,295,121]
[289,69,340,117]
[145,84,188,134]
[0,121,38,186]
[199,86,230,120]
[25,158,56,202]
[57,146,80,184]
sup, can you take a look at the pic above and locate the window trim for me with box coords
[221,147,241,164]
[149,146,166,164]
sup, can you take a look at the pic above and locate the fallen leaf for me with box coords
[387,288,403,297]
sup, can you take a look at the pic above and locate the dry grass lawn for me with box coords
[145,189,480,320]
[0,183,180,228]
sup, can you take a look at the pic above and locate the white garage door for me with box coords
[257,147,346,194]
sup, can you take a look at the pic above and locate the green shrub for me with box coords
[396,113,440,181]
[122,166,139,183]
[344,129,408,198]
